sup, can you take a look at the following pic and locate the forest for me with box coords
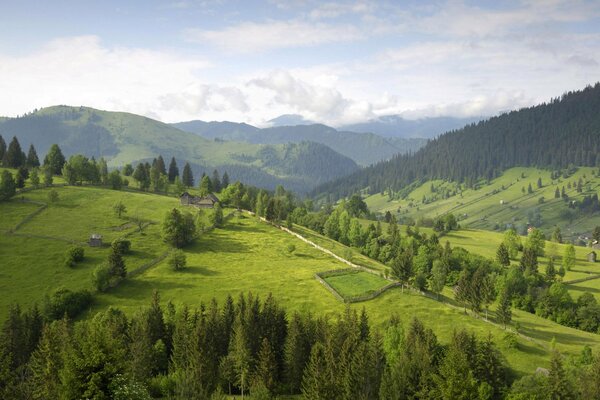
[313,83,600,200]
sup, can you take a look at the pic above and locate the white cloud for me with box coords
[184,20,364,53]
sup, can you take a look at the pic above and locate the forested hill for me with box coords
[313,83,600,200]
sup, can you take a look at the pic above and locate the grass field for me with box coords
[2,184,600,379]
[323,271,390,298]
[365,167,600,242]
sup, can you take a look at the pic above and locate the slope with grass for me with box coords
[365,167,600,242]
[2,184,600,378]
[0,106,358,192]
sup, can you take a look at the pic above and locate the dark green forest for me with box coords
[313,83,600,200]
[2,292,599,400]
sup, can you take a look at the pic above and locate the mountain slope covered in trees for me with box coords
[0,106,358,192]
[173,120,427,166]
[314,83,600,200]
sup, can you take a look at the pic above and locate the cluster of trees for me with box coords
[314,83,600,200]
[495,229,600,333]
[1,292,599,399]
[93,239,131,292]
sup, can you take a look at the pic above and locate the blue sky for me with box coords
[1,0,599,126]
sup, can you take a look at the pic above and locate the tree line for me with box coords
[313,83,600,201]
[2,292,599,399]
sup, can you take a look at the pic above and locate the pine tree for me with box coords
[0,135,6,165]
[199,175,213,195]
[391,250,413,293]
[555,187,560,198]
[546,350,574,399]
[182,162,194,187]
[43,144,65,175]
[430,259,447,300]
[545,257,557,284]
[496,288,512,328]
[537,177,543,188]
[562,244,576,271]
[155,155,166,175]
[301,342,335,400]
[26,144,40,168]
[0,170,16,201]
[222,172,230,189]
[252,338,277,394]
[4,136,25,168]
[107,245,126,278]
[496,243,510,266]
[230,316,252,399]
[168,157,179,183]
[212,169,221,192]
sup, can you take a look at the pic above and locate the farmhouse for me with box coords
[180,192,219,208]
[589,251,597,263]
[89,234,102,247]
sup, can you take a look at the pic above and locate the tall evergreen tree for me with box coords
[168,157,179,183]
[199,175,213,195]
[222,172,230,189]
[212,169,221,192]
[3,136,25,168]
[155,155,167,175]
[546,350,574,399]
[26,144,40,168]
[0,135,6,165]
[496,288,512,329]
[0,170,16,201]
[182,162,194,187]
[43,144,66,175]
[496,243,510,266]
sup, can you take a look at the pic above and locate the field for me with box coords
[322,270,390,298]
[2,183,600,379]
[365,167,600,242]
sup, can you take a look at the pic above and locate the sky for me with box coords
[0,0,599,126]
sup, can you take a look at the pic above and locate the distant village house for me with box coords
[180,192,219,208]
[89,234,103,247]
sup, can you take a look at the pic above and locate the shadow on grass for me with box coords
[520,323,598,345]
[566,284,600,294]
[104,278,196,301]
[183,265,220,276]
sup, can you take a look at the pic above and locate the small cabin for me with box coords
[180,191,196,206]
[588,251,597,263]
[179,192,219,208]
[89,234,103,247]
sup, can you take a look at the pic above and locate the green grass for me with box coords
[3,184,600,378]
[365,167,600,242]
[323,271,390,298]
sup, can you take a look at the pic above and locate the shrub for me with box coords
[286,244,296,254]
[47,189,59,203]
[93,264,112,292]
[64,246,85,267]
[43,288,93,320]
[168,250,187,271]
[112,238,131,255]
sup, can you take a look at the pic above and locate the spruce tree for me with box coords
[199,175,213,195]
[212,169,221,192]
[0,170,16,201]
[496,288,512,328]
[0,135,6,164]
[26,144,40,168]
[168,157,179,183]
[222,171,230,189]
[430,259,447,300]
[496,243,510,266]
[555,187,560,198]
[546,350,574,399]
[107,245,126,278]
[4,136,25,168]
[43,144,65,175]
[156,155,166,175]
[562,244,576,271]
[182,162,194,187]
[252,338,277,394]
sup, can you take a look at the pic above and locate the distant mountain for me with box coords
[267,114,314,126]
[341,115,481,139]
[313,83,600,200]
[0,106,358,193]
[173,120,427,166]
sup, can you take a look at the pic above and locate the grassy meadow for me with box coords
[2,182,600,379]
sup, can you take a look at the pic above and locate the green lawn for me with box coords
[3,184,600,379]
[323,271,390,298]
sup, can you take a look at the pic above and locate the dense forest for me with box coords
[2,292,600,399]
[313,83,600,200]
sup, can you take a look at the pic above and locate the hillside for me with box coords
[2,181,600,378]
[0,106,358,192]
[173,120,427,166]
[364,167,600,242]
[314,83,600,200]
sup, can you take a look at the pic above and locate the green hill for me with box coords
[0,106,358,192]
[364,166,600,242]
[2,180,600,379]
[173,120,427,166]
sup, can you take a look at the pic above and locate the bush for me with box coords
[64,246,85,267]
[93,264,112,292]
[47,189,59,203]
[43,288,93,320]
[168,250,187,271]
[112,238,131,255]
[287,244,296,254]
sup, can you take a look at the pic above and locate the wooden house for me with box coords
[89,234,103,247]
[179,192,219,208]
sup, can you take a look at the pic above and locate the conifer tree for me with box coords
[43,144,65,175]
[301,342,335,400]
[555,187,560,198]
[496,288,512,328]
[182,162,194,187]
[199,175,213,195]
[430,259,447,300]
[0,135,6,164]
[155,155,166,175]
[212,169,221,192]
[4,136,25,168]
[562,244,576,271]
[168,157,179,183]
[222,172,230,189]
[0,170,16,201]
[496,243,510,266]
[546,350,574,399]
[26,144,40,168]
[230,316,252,399]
